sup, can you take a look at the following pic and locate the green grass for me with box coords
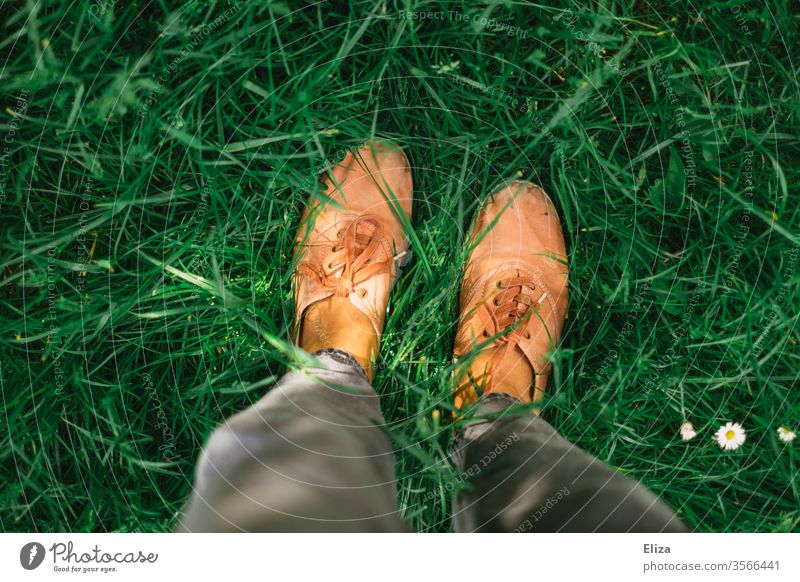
[1,0,798,532]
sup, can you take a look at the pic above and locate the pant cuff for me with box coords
[451,392,526,466]
[311,348,369,381]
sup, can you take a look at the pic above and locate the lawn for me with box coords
[1,0,798,532]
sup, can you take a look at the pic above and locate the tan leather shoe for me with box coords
[453,181,568,409]
[293,141,413,379]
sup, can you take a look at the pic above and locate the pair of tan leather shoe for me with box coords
[293,141,568,410]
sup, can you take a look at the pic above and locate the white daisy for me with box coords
[679,422,697,441]
[777,427,796,443]
[716,422,746,450]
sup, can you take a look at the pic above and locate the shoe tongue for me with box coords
[498,268,522,286]
[352,220,376,255]
[499,269,524,296]
[500,270,533,323]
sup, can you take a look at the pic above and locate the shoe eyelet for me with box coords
[496,281,503,289]
[336,230,343,238]
[332,246,339,252]
[358,289,368,298]
[327,262,333,269]
[524,332,531,340]
[482,331,490,338]
[492,297,500,306]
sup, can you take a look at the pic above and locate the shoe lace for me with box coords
[457,273,550,405]
[298,215,390,298]
[481,273,544,344]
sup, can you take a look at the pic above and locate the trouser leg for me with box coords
[177,349,408,532]
[452,393,688,532]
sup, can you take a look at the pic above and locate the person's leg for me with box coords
[450,181,686,532]
[179,140,414,531]
[177,349,407,532]
[451,393,687,532]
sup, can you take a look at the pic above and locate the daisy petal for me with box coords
[716,422,745,450]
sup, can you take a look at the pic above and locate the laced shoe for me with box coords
[293,141,413,379]
[453,181,568,409]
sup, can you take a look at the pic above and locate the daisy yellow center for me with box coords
[726,430,736,440]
